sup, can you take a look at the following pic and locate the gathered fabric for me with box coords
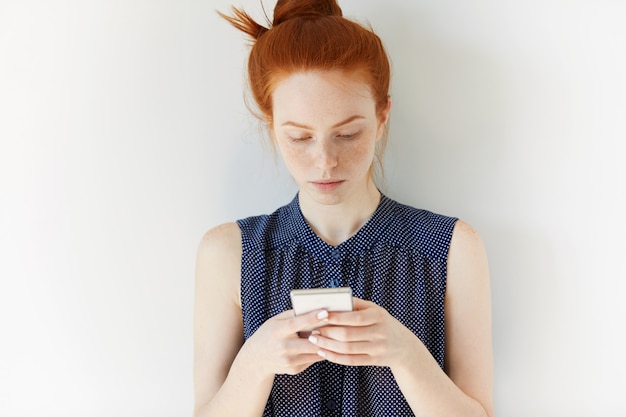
[237,194,457,417]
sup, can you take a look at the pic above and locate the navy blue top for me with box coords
[236,194,457,417]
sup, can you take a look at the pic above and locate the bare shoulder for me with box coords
[446,219,490,306]
[195,222,242,306]
[449,220,486,259]
[447,219,489,281]
[198,222,242,256]
[445,219,494,416]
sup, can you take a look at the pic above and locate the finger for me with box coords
[326,308,380,327]
[284,353,327,374]
[284,309,330,335]
[293,352,328,365]
[314,348,374,367]
[351,297,375,310]
[318,324,374,342]
[273,309,297,319]
[286,335,330,355]
[308,333,372,356]
[276,340,328,373]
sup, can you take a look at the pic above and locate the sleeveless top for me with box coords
[236,194,457,417]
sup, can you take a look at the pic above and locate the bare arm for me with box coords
[193,223,272,416]
[193,222,331,417]
[391,220,493,416]
[443,220,494,415]
[309,220,493,416]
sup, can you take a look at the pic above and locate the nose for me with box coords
[315,138,338,170]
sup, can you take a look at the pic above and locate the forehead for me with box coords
[271,70,376,123]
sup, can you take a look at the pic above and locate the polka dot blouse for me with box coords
[237,194,457,416]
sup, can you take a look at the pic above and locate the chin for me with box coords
[306,186,354,207]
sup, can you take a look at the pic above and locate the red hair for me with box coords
[219,0,391,124]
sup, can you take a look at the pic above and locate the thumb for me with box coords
[287,308,330,334]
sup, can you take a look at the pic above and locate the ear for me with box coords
[382,96,392,121]
[376,96,392,139]
[266,116,277,143]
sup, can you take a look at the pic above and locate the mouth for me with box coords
[311,180,345,191]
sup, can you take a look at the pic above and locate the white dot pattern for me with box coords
[237,194,457,416]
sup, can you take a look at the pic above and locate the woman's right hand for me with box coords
[241,308,330,377]
[194,223,332,416]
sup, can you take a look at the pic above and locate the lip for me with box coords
[311,180,345,191]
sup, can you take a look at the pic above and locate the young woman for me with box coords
[193,1,493,416]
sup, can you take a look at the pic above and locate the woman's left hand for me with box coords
[307,297,418,367]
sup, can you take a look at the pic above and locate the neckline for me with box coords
[286,193,395,260]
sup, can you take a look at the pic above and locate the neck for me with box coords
[299,181,381,246]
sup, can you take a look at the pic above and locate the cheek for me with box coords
[344,144,369,164]
[344,138,377,167]
[278,143,307,172]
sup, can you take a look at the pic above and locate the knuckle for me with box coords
[356,312,371,325]
[338,326,351,339]
[372,309,384,322]
[343,343,356,354]
[339,329,353,342]
[328,327,347,341]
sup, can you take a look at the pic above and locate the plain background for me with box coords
[1,0,625,415]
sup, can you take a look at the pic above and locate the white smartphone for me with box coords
[290,287,353,316]
[290,287,353,337]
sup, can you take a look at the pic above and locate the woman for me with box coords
[193,0,493,416]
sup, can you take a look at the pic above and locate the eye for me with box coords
[288,135,312,142]
[337,131,360,140]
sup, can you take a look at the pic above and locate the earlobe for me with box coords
[376,96,392,140]
[378,96,392,124]
[383,96,392,124]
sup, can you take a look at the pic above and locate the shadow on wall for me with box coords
[205,1,298,223]
[368,1,565,410]
[224,113,298,219]
[482,223,565,405]
[371,4,511,215]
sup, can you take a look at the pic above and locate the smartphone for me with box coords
[290,287,353,337]
[290,287,353,316]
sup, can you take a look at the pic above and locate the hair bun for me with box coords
[273,0,342,26]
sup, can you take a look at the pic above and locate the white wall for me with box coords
[1,0,624,416]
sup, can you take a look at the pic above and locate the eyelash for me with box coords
[339,133,358,140]
[289,136,312,142]
[289,132,359,142]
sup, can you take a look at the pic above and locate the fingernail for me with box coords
[317,310,328,320]
[317,350,327,358]
[311,330,321,335]
[308,335,318,344]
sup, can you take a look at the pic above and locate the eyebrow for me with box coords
[280,115,365,129]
